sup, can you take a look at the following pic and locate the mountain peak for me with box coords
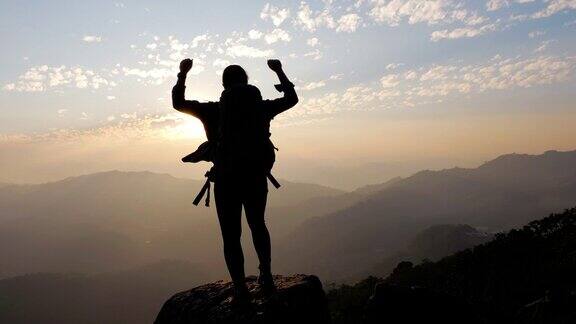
[479,149,576,170]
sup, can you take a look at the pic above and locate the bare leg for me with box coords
[244,175,271,272]
[214,181,245,286]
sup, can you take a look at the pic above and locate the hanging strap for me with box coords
[193,178,211,206]
[193,169,215,207]
[192,170,281,207]
[267,173,281,189]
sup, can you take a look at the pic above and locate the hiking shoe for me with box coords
[257,272,277,296]
[230,284,251,306]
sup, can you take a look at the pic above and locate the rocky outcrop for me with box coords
[154,274,330,324]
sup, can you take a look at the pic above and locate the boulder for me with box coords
[155,274,330,324]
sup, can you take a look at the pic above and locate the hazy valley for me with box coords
[0,149,575,322]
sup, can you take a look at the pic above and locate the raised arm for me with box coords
[172,58,215,119]
[263,59,299,117]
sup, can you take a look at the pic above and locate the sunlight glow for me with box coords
[163,117,206,140]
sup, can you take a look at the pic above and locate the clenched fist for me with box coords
[179,58,193,73]
[267,59,282,72]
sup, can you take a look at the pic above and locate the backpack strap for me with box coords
[267,173,281,189]
[193,168,215,207]
[192,169,280,207]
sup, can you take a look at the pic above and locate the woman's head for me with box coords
[222,65,248,89]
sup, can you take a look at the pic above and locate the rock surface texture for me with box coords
[155,274,330,324]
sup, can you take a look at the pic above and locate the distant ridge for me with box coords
[278,149,576,280]
[0,170,343,278]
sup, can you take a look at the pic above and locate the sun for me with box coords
[164,117,206,140]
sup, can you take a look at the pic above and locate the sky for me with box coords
[1,0,575,188]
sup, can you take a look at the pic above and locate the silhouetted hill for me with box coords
[0,171,342,278]
[407,224,491,260]
[277,158,453,190]
[367,224,492,278]
[382,208,576,323]
[268,176,402,239]
[2,150,574,282]
[0,170,342,222]
[0,260,208,324]
[327,208,576,323]
[278,150,576,280]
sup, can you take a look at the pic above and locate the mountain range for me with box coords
[0,171,341,279]
[276,150,576,280]
[0,149,575,323]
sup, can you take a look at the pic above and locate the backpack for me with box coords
[181,84,280,207]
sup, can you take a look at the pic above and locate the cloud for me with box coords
[336,13,362,32]
[380,74,400,87]
[419,65,457,81]
[307,37,319,47]
[403,54,576,98]
[303,49,323,60]
[57,109,68,115]
[4,50,576,145]
[286,52,576,119]
[6,29,284,93]
[460,55,575,90]
[121,112,137,119]
[295,2,336,32]
[264,28,292,44]
[296,74,345,91]
[122,67,176,85]
[486,0,509,11]
[298,81,326,90]
[430,23,498,41]
[533,39,555,52]
[284,85,384,119]
[191,34,209,48]
[3,65,113,92]
[507,0,575,20]
[248,29,263,40]
[529,30,546,38]
[82,35,102,43]
[3,83,16,91]
[531,0,576,19]
[462,11,488,26]
[386,63,404,70]
[369,0,453,26]
[368,0,489,32]
[119,35,209,85]
[260,3,290,26]
[404,70,419,80]
[213,58,230,68]
[226,44,274,58]
[168,37,190,52]
[0,112,206,151]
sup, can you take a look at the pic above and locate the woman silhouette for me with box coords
[172,58,298,302]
